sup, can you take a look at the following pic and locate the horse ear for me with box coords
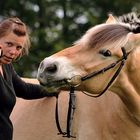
[126,33,140,50]
[106,14,117,24]
[128,33,140,42]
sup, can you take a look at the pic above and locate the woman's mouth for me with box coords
[2,55,13,63]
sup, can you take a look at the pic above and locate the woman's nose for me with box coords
[9,48,18,55]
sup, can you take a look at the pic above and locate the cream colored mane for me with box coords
[75,22,131,51]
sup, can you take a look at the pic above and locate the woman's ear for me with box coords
[106,14,117,24]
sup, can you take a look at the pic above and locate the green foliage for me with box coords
[0,0,139,77]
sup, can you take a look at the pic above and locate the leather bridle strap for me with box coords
[55,87,76,138]
[81,47,128,81]
[81,47,130,97]
[55,94,66,136]
[66,86,76,138]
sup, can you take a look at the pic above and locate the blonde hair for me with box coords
[0,17,31,57]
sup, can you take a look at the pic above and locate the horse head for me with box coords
[37,13,140,96]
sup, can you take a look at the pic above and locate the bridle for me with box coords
[81,47,130,97]
[55,47,130,138]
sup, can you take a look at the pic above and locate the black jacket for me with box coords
[0,64,51,140]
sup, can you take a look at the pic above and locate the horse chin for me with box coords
[40,79,69,93]
[39,75,83,93]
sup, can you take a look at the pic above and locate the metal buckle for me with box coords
[67,75,82,87]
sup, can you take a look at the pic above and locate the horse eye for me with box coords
[99,49,112,57]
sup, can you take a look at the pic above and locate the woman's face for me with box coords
[0,32,26,64]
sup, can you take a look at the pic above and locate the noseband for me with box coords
[55,47,130,138]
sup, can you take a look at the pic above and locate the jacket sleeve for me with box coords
[11,65,57,99]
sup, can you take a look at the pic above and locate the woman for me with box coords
[0,17,56,140]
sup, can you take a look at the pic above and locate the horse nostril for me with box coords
[45,63,57,73]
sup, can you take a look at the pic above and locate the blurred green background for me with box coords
[0,0,139,77]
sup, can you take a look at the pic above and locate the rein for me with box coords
[55,86,76,138]
[55,47,130,138]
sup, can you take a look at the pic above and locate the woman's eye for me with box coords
[16,46,23,50]
[99,49,112,57]
[6,42,13,47]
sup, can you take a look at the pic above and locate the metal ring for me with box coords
[67,75,82,87]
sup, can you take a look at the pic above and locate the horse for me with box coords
[11,12,140,140]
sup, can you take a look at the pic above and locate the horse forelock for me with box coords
[75,23,131,50]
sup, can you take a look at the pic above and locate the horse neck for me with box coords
[111,47,140,124]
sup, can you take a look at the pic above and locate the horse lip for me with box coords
[40,79,68,88]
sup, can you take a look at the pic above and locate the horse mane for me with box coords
[75,23,131,50]
[117,12,140,33]
[75,12,140,50]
